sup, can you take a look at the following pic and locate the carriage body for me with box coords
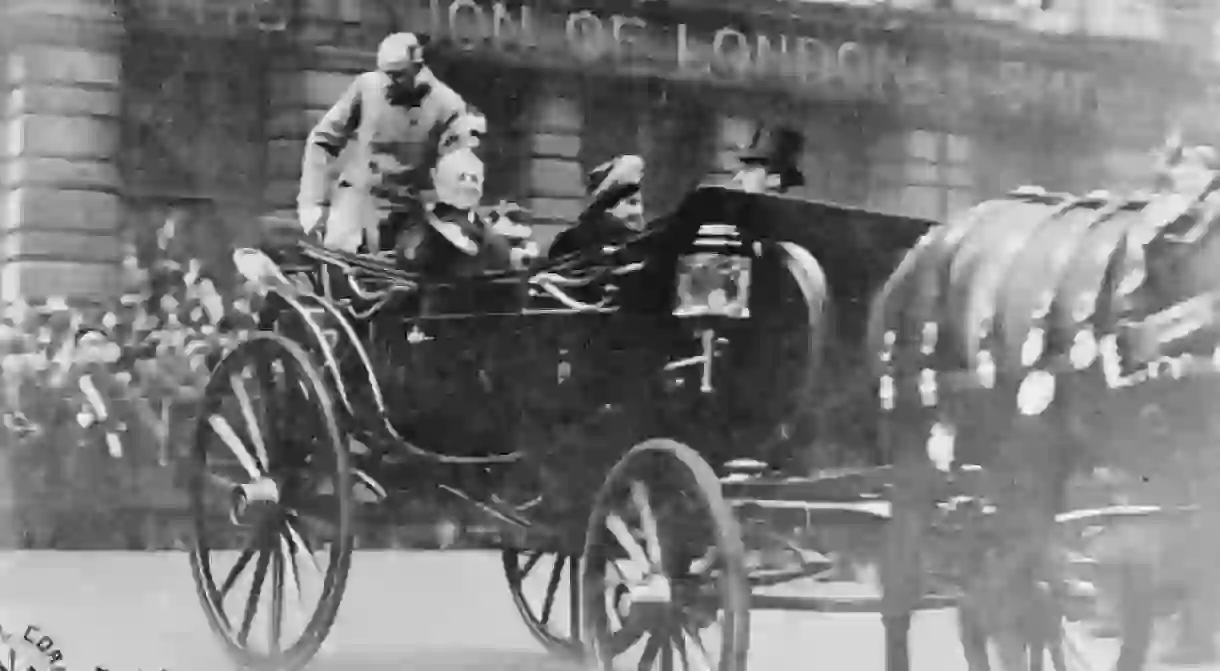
[186,185,937,671]
[250,185,933,534]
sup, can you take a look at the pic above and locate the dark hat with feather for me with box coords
[586,154,644,211]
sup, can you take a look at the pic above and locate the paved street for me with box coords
[0,550,1210,671]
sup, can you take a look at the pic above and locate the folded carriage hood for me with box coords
[635,185,938,342]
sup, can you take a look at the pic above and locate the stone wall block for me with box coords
[529,197,583,223]
[526,90,583,226]
[2,230,121,264]
[531,133,580,159]
[528,158,585,199]
[269,70,353,110]
[6,46,121,87]
[267,108,326,141]
[6,85,121,118]
[0,260,118,303]
[5,114,120,161]
[4,156,119,191]
[4,188,121,234]
[267,139,307,180]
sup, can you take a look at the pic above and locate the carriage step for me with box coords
[748,591,958,613]
[437,484,533,529]
[1055,503,1197,524]
[730,498,893,521]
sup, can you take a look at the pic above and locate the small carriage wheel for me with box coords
[502,549,583,658]
[188,332,353,671]
[581,439,750,671]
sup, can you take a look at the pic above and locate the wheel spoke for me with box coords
[669,628,690,671]
[237,536,272,645]
[284,516,323,578]
[606,513,651,570]
[606,616,647,658]
[631,480,663,567]
[569,555,581,642]
[208,414,261,479]
[540,555,565,626]
[520,551,544,578]
[269,542,285,653]
[206,471,241,492]
[219,544,257,597]
[279,529,303,603]
[639,630,664,671]
[230,371,269,472]
[660,631,675,671]
[680,623,715,671]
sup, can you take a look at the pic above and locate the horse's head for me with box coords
[1108,154,1220,364]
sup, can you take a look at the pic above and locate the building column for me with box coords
[526,86,584,248]
[265,47,364,214]
[1,0,125,302]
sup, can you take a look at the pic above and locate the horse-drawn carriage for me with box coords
[187,183,930,670]
[189,166,1220,671]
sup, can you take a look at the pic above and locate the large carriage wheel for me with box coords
[188,332,353,671]
[502,549,583,657]
[581,439,750,671]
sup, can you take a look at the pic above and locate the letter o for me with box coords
[711,28,751,77]
[795,37,833,84]
[36,636,53,652]
[566,11,606,60]
[837,42,870,92]
[448,0,488,47]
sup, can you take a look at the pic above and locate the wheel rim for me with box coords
[503,549,582,656]
[582,442,748,671]
[189,334,352,668]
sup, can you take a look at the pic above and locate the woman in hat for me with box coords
[547,155,647,260]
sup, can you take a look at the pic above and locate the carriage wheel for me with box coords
[188,332,353,671]
[502,549,583,657]
[582,439,750,671]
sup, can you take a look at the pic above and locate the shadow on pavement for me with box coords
[311,648,580,671]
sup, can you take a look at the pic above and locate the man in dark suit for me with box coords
[547,155,646,260]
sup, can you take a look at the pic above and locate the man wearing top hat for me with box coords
[730,125,806,194]
[547,154,647,260]
[297,32,474,254]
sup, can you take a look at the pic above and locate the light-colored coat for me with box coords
[298,67,467,252]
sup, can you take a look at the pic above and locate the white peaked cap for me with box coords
[377,32,425,72]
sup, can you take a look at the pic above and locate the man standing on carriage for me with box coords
[296,32,473,254]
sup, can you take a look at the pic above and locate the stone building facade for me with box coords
[0,0,1215,302]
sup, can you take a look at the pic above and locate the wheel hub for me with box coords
[617,573,672,618]
[230,477,281,526]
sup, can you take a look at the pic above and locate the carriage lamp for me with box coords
[673,224,752,320]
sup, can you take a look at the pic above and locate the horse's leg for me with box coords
[1115,561,1156,671]
[957,601,993,671]
[881,450,938,671]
